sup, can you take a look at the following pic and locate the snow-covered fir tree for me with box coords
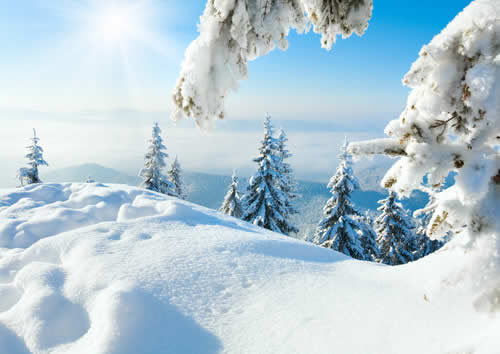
[357,214,380,262]
[413,203,445,260]
[375,192,416,265]
[348,2,499,305]
[168,156,186,200]
[241,115,298,235]
[219,171,244,218]
[349,1,499,248]
[139,122,177,196]
[275,128,299,234]
[312,140,377,261]
[17,129,48,186]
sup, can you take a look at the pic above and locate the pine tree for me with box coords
[357,214,380,262]
[375,192,415,265]
[139,122,176,196]
[275,128,299,234]
[220,171,244,218]
[17,129,48,186]
[413,204,444,260]
[241,114,297,235]
[312,140,377,261]
[349,2,499,246]
[168,156,186,200]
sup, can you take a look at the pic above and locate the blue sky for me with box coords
[0,0,472,186]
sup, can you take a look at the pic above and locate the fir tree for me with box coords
[17,129,48,186]
[413,204,444,260]
[275,128,299,234]
[349,2,499,247]
[220,171,244,218]
[375,192,415,265]
[357,214,380,262]
[139,122,176,196]
[312,140,377,260]
[168,156,186,200]
[241,114,297,235]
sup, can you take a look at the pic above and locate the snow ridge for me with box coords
[0,183,498,353]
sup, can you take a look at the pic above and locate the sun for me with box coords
[85,4,143,45]
[41,0,177,110]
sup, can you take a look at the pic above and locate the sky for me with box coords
[0,0,473,187]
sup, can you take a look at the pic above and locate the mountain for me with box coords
[0,183,494,354]
[42,163,142,186]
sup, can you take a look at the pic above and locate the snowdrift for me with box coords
[0,183,498,354]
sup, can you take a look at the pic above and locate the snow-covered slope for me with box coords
[0,183,498,354]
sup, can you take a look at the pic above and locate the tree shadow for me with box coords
[0,323,30,354]
[245,238,352,264]
[107,290,222,354]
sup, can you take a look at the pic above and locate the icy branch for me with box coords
[348,138,407,157]
[350,0,500,238]
[172,0,373,128]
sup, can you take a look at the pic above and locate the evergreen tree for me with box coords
[219,171,244,218]
[17,129,48,186]
[375,192,415,265]
[312,140,377,260]
[349,2,499,247]
[241,114,297,235]
[139,122,176,196]
[413,204,445,260]
[168,156,186,200]
[357,214,380,262]
[275,128,299,234]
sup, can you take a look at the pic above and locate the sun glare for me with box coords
[34,0,177,110]
[87,4,141,44]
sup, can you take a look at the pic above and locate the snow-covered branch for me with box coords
[172,0,373,128]
[350,0,500,239]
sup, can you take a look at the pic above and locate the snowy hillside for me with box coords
[0,183,498,354]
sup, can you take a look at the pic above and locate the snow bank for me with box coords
[0,183,498,353]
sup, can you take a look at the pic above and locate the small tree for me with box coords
[168,156,186,200]
[312,140,377,260]
[413,203,445,260]
[357,214,380,262]
[220,171,244,218]
[241,114,297,235]
[276,128,299,234]
[375,192,415,265]
[17,129,48,186]
[139,122,176,196]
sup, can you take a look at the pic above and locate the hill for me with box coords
[0,183,496,353]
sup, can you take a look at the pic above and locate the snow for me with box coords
[0,183,498,353]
